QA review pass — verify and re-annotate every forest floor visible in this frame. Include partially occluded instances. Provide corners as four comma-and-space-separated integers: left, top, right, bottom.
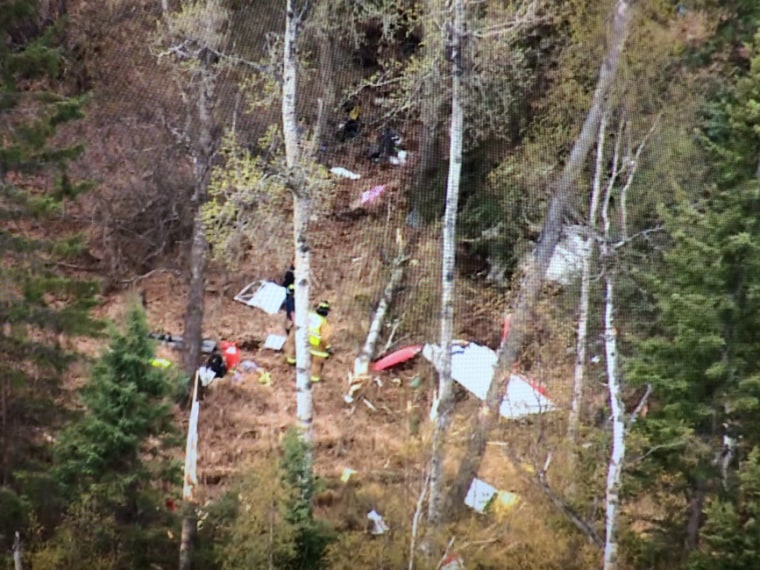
89, 134, 577, 539
63, 0, 585, 549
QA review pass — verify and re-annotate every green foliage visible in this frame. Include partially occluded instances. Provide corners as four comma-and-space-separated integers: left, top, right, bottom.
54, 304, 175, 487
220, 431, 333, 570
0, 3, 102, 556
203, 129, 332, 269
688, 448, 760, 570
627, 31, 760, 567
280, 429, 334, 569
33, 304, 179, 568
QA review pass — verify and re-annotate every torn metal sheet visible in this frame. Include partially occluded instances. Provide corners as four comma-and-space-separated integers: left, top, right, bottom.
422, 341, 556, 419
263, 334, 287, 351
234, 280, 286, 315
464, 477, 498, 513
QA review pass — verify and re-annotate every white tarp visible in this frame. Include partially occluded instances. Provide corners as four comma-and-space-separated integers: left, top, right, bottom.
234, 281, 286, 315
422, 341, 556, 419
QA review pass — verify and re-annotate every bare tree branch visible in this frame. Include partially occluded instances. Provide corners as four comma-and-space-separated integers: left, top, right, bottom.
627, 383, 652, 428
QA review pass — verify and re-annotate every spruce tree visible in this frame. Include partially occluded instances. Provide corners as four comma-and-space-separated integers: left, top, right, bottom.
628, 30, 760, 566
43, 304, 178, 569
0, 0, 100, 549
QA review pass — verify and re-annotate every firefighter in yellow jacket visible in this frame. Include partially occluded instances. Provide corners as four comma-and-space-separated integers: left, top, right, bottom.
285, 301, 333, 382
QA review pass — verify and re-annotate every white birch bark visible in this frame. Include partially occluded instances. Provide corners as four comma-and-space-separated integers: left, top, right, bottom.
602, 147, 624, 570
180, 372, 201, 570
283, 0, 313, 440
568, 111, 608, 444
447, 0, 638, 512
427, 0, 465, 528
353, 239, 406, 379
13, 531, 22, 570
602, 261, 624, 570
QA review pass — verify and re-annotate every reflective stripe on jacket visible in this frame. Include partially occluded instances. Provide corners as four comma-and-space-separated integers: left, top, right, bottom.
308, 312, 325, 348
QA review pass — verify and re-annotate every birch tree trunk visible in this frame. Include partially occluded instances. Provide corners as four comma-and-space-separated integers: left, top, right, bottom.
283, 0, 313, 440
567, 111, 608, 444
353, 249, 405, 379
427, 0, 465, 529
13, 531, 22, 570
446, 0, 637, 515
601, 169, 624, 570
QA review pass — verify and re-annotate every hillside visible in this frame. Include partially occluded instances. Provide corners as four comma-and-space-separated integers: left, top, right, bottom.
5, 0, 760, 568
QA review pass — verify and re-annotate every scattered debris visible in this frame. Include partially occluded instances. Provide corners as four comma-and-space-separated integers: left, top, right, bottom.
150, 357, 173, 369
362, 398, 377, 412
388, 150, 408, 166
234, 281, 286, 315
257, 370, 271, 386
464, 477, 521, 517
367, 509, 389, 535
198, 367, 217, 387
360, 184, 387, 206
240, 360, 258, 372
421, 341, 557, 419
330, 166, 361, 180
440, 552, 465, 570
263, 333, 287, 351
372, 344, 423, 372
149, 332, 217, 354
492, 490, 520, 517
220, 341, 240, 370
340, 468, 356, 483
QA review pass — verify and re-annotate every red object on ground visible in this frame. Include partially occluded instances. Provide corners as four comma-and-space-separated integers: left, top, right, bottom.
220, 341, 241, 370
372, 345, 424, 371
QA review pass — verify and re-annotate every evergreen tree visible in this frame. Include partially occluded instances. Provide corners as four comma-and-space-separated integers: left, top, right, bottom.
0, 0, 100, 549
628, 30, 760, 567
37, 304, 178, 569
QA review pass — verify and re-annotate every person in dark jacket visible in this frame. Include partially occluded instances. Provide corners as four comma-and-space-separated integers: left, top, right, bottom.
196, 347, 227, 401
281, 264, 295, 334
